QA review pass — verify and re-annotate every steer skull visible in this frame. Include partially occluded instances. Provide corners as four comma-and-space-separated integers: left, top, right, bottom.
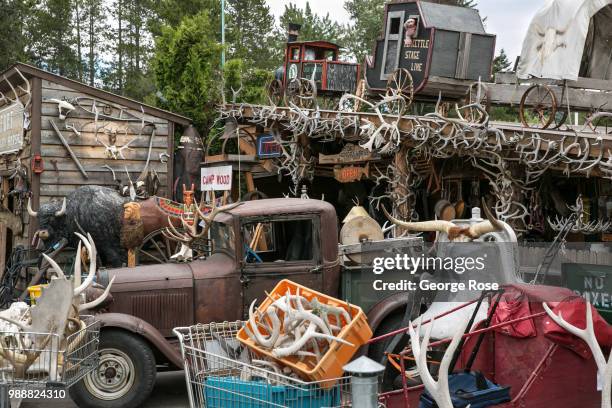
383, 199, 504, 242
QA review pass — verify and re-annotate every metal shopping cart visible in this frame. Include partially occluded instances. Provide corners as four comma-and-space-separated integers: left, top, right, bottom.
0, 317, 100, 406
174, 321, 353, 408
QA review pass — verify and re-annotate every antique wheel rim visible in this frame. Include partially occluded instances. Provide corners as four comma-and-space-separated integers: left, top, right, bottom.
284, 78, 301, 106
385, 68, 413, 114
456, 82, 489, 123
136, 229, 178, 264
519, 84, 557, 129
267, 79, 283, 106
298, 78, 317, 109
84, 348, 135, 401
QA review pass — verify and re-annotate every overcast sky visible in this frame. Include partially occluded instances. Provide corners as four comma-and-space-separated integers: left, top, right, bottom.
265, 0, 547, 62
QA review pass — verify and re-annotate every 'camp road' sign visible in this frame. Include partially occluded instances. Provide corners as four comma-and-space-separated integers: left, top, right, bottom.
201, 165, 232, 191
0, 103, 24, 155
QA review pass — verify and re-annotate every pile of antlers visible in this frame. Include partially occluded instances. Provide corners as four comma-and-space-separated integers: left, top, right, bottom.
162, 193, 241, 260
548, 195, 611, 235
0, 233, 114, 380
543, 301, 612, 408
244, 288, 354, 367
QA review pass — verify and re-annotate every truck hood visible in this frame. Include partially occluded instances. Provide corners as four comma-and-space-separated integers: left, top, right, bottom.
102, 251, 237, 293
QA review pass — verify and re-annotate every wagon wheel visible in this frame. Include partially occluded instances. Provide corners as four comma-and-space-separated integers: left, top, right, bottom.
267, 79, 284, 106
456, 82, 490, 124
284, 78, 301, 106
298, 78, 318, 109
338, 79, 366, 112
519, 84, 558, 129
384, 68, 414, 115
135, 229, 203, 265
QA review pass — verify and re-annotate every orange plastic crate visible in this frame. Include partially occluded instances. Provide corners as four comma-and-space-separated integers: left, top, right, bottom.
236, 279, 372, 385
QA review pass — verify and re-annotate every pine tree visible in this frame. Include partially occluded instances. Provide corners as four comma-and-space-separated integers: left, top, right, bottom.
277, 2, 345, 44
493, 49, 512, 74
83, 0, 107, 86
151, 10, 224, 135
0, 0, 33, 70
226, 0, 276, 70
30, 0, 80, 77
343, 0, 385, 63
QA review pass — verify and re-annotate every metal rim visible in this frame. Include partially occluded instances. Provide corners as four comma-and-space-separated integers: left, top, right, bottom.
83, 347, 135, 401
456, 82, 489, 124
385, 68, 414, 114
267, 79, 283, 106
519, 84, 557, 129
135, 229, 177, 264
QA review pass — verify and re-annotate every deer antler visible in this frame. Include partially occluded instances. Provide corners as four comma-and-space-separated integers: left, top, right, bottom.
408, 315, 470, 408
543, 301, 612, 408
163, 193, 242, 244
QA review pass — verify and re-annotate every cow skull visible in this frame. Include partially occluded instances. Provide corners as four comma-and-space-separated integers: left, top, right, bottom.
383, 199, 503, 241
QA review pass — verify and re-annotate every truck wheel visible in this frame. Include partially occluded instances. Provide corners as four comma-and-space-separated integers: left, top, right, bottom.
69, 330, 156, 408
368, 311, 413, 391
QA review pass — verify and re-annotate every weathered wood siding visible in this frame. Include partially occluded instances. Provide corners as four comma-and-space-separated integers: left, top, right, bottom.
39, 79, 171, 203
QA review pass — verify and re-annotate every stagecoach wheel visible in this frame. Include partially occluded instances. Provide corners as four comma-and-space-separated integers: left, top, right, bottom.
338, 79, 367, 112
456, 82, 490, 124
284, 78, 301, 106
134, 229, 178, 264
385, 68, 414, 115
298, 78, 318, 109
519, 84, 558, 129
267, 79, 284, 106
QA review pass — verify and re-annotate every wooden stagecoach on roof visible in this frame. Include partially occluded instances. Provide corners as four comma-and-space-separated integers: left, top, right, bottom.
364, 0, 496, 105
268, 1, 497, 112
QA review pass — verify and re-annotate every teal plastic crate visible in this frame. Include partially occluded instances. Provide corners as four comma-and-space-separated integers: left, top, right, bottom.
204, 376, 340, 408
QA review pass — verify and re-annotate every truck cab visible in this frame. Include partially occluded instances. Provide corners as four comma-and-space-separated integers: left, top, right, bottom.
70, 199, 360, 408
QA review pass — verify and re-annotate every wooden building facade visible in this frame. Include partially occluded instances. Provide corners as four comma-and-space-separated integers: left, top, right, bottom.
0, 63, 191, 271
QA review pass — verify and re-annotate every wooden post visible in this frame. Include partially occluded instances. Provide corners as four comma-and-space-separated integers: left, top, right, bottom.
167, 122, 175, 199
28, 77, 42, 240
245, 172, 255, 193
393, 144, 411, 235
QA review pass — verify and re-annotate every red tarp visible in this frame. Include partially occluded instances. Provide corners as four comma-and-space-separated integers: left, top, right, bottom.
491, 284, 612, 359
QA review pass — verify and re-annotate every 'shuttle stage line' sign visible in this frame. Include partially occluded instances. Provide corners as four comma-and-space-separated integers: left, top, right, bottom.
201, 165, 233, 191
0, 103, 24, 155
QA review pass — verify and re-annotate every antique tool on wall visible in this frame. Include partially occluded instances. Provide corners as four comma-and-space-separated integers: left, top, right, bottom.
49, 119, 88, 179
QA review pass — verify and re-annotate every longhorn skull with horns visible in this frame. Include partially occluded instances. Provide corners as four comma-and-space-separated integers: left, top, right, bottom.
383, 199, 504, 241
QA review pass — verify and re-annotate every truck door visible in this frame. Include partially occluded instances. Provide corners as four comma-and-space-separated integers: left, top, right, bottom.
239, 214, 322, 317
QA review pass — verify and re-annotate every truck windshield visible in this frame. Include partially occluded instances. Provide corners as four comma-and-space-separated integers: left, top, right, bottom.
210, 221, 235, 254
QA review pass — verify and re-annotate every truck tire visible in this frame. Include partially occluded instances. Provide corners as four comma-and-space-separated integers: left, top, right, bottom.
69, 330, 156, 408
368, 311, 414, 391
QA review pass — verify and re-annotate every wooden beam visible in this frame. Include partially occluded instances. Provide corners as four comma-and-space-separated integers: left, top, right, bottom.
28, 77, 42, 240
167, 121, 175, 199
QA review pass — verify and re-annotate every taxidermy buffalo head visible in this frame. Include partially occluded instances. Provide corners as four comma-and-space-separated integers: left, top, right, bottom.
28, 197, 67, 248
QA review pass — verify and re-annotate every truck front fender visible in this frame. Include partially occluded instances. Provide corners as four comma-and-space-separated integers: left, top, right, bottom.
96, 313, 183, 368
363, 292, 412, 355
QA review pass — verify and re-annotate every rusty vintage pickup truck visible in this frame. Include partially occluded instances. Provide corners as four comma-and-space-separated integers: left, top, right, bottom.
70, 198, 418, 408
